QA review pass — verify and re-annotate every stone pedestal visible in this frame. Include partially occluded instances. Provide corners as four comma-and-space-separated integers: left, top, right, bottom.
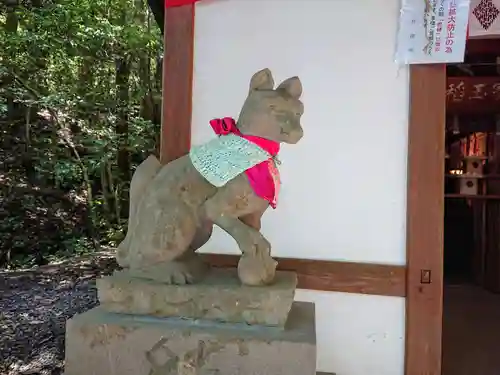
65, 302, 316, 375
97, 268, 297, 327
65, 268, 319, 375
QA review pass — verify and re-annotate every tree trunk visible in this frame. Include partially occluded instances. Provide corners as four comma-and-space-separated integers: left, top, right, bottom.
136, 0, 155, 123
5, 0, 19, 120
115, 56, 131, 220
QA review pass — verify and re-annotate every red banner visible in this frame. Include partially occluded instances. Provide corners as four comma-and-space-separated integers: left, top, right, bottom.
165, 0, 200, 7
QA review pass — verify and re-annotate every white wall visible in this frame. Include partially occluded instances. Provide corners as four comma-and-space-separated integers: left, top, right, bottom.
192, 0, 408, 374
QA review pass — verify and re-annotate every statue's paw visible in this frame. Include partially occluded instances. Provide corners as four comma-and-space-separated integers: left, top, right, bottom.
164, 257, 210, 285
163, 263, 196, 285
130, 254, 209, 285
242, 233, 271, 257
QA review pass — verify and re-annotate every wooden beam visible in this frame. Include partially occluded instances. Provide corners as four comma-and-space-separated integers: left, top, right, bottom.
202, 254, 406, 297
447, 76, 500, 114
160, 4, 195, 164
466, 38, 500, 55
405, 64, 446, 375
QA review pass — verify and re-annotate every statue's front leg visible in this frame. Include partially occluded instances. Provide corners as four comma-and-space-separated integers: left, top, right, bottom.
203, 175, 277, 286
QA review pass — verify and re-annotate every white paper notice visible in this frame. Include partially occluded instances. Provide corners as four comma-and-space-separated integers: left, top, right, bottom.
395, 0, 471, 64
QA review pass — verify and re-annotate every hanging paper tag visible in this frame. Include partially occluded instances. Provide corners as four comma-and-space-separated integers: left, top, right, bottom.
395, 0, 471, 64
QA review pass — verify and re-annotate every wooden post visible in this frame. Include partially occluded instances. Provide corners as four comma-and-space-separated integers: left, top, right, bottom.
483, 116, 500, 292
405, 64, 446, 375
160, 4, 195, 164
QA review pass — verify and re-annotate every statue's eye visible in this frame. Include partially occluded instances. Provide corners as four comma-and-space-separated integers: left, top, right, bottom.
269, 104, 276, 110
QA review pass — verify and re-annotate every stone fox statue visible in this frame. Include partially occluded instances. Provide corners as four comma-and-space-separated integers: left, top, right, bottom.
116, 68, 304, 286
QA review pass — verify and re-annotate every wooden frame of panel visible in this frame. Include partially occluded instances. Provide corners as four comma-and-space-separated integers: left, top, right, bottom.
160, 4, 445, 375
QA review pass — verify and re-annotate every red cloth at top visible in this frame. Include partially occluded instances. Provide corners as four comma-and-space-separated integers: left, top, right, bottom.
209, 117, 281, 209
165, 0, 200, 7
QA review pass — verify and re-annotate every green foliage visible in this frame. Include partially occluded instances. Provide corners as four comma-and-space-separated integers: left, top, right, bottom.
0, 0, 163, 268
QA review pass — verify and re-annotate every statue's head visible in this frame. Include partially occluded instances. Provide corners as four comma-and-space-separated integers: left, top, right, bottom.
237, 68, 304, 144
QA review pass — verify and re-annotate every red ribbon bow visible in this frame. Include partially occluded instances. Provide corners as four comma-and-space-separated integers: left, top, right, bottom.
209, 117, 280, 156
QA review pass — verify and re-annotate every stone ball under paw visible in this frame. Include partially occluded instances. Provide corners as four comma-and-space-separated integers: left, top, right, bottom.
237, 253, 278, 286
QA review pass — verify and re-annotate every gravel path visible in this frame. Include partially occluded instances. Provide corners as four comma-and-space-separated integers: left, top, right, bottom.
0, 253, 118, 375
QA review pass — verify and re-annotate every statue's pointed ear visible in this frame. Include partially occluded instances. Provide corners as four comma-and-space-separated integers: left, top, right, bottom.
249, 68, 274, 93
277, 76, 302, 99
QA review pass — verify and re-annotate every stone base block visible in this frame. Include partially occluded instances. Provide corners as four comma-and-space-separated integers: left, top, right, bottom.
97, 268, 297, 327
65, 301, 316, 375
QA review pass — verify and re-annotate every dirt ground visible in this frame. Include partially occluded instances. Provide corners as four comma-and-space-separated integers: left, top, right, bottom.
0, 251, 119, 375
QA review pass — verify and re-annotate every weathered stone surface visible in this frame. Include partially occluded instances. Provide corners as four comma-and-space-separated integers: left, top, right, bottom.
65, 301, 316, 375
97, 268, 297, 327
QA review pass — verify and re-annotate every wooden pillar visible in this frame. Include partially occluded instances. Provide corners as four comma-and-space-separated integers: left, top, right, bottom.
483, 116, 500, 292
160, 4, 195, 164
405, 64, 446, 375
